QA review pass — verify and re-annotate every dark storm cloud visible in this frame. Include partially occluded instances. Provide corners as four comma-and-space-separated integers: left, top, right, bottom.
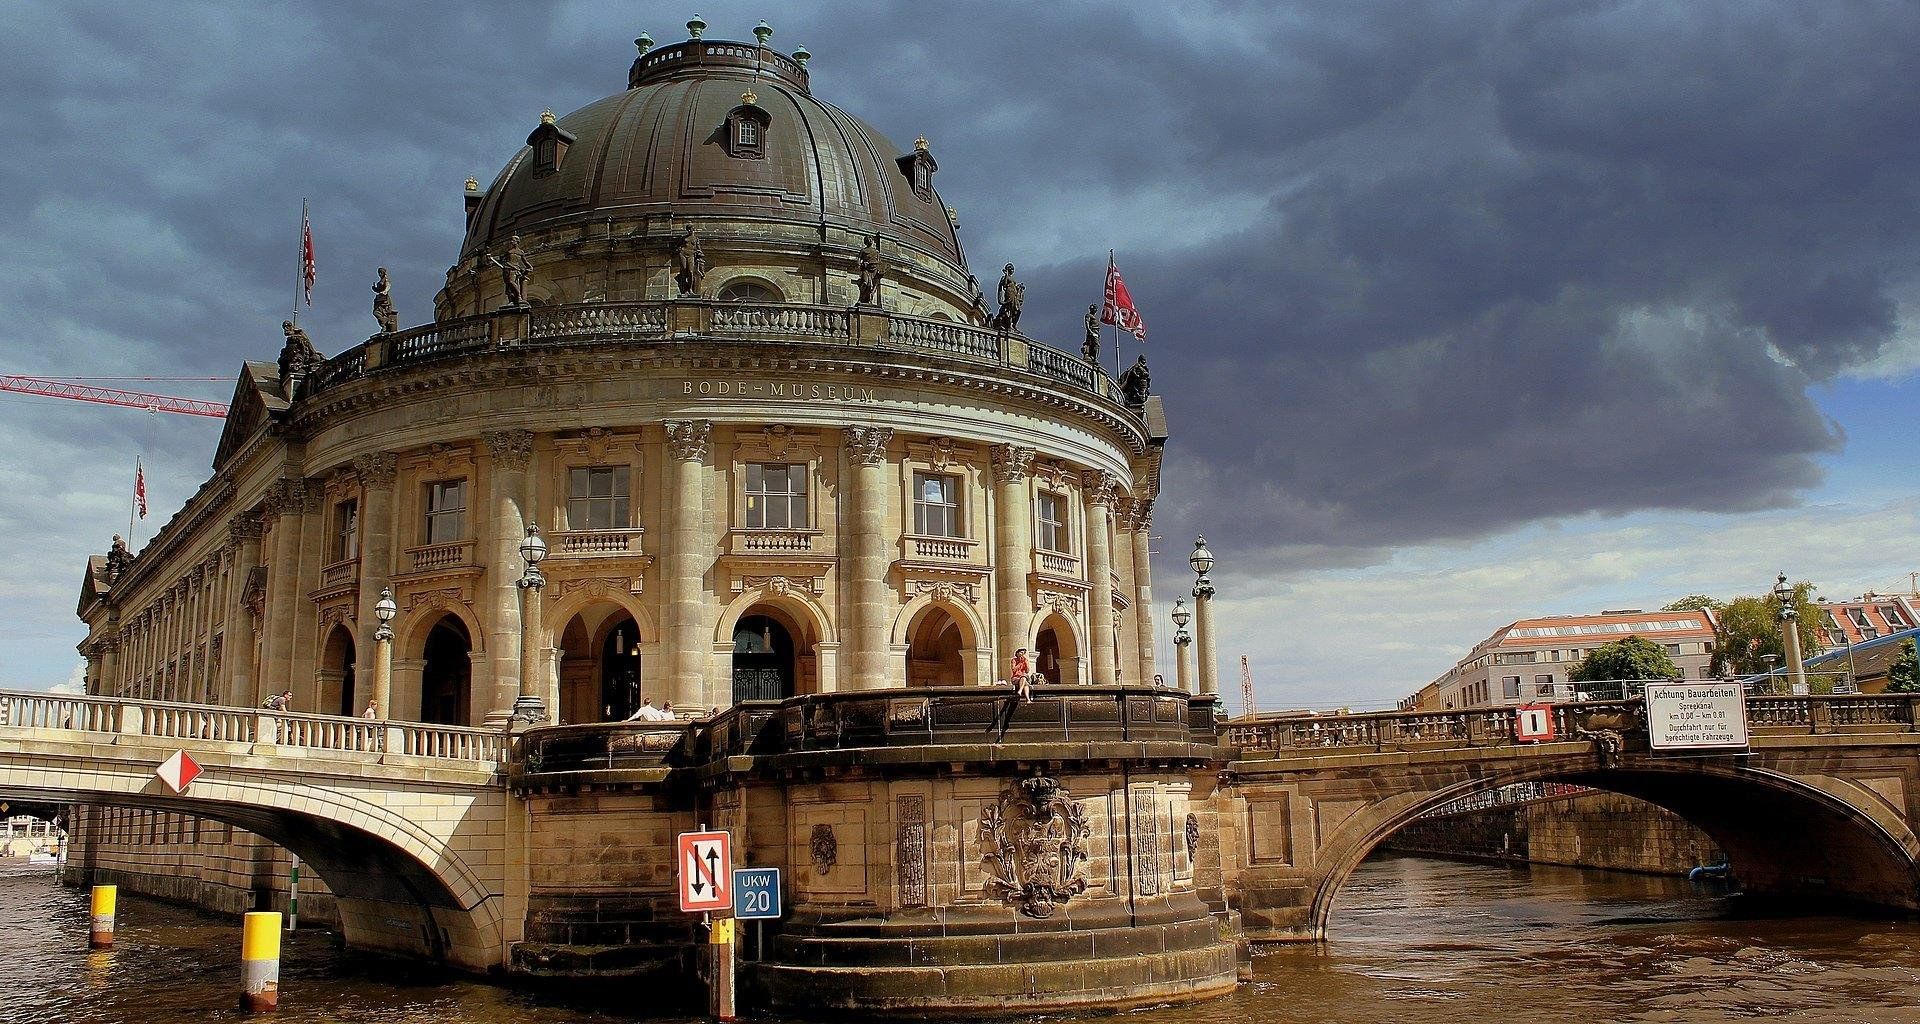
1, 1, 1916, 679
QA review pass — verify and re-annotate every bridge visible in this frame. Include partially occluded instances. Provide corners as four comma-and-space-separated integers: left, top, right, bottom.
1219, 694, 1920, 942
0, 690, 511, 970
8, 686, 1920, 996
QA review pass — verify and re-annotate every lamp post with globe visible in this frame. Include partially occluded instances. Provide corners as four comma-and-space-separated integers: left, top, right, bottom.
371, 588, 397, 719
1190, 536, 1217, 696
1774, 572, 1808, 694
1171, 598, 1194, 693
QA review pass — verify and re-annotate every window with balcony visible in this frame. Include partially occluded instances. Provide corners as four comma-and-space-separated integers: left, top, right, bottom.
913, 472, 961, 538
567, 466, 631, 531
332, 499, 359, 561
423, 479, 467, 544
1036, 491, 1069, 553
1534, 674, 1554, 696
745, 463, 807, 530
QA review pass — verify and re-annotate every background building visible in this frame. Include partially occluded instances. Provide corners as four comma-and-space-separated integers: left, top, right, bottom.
1411, 609, 1717, 710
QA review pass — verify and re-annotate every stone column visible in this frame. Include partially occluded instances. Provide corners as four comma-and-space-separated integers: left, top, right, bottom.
290, 482, 326, 706
481, 430, 535, 727
1131, 498, 1156, 687
990, 445, 1035, 678
1194, 574, 1218, 697
350, 452, 399, 712
223, 518, 264, 703
1082, 471, 1119, 685
96, 634, 119, 696
663, 420, 712, 708
1111, 499, 1138, 685
844, 426, 895, 690
260, 480, 305, 702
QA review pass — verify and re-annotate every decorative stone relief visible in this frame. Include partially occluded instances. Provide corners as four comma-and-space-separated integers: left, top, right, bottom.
555, 576, 640, 603
809, 823, 839, 875
1132, 497, 1154, 532
482, 429, 535, 469
926, 436, 956, 470
1185, 812, 1201, 864
989, 443, 1034, 483
909, 579, 978, 605
664, 419, 712, 461
897, 796, 928, 908
980, 775, 1091, 918
762, 424, 794, 460
1034, 590, 1083, 616
1081, 470, 1119, 507
844, 425, 894, 465
1035, 460, 1069, 490
352, 451, 399, 489
1132, 795, 1161, 896
735, 573, 823, 597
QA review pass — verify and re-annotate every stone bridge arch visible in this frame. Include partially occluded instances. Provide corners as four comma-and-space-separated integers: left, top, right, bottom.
1231, 746, 1920, 943
0, 744, 507, 970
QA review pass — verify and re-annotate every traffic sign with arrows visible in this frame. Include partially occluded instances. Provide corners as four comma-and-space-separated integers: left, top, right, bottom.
678, 830, 732, 912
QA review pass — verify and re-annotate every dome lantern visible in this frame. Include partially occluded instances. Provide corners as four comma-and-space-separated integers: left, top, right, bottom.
753, 21, 773, 46
687, 15, 706, 39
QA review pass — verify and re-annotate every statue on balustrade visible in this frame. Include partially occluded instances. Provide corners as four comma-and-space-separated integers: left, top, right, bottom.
993, 262, 1024, 333
672, 226, 708, 296
1118, 354, 1150, 409
1083, 304, 1101, 363
277, 320, 322, 394
371, 267, 398, 334
856, 233, 884, 306
966, 274, 990, 326
489, 235, 533, 308
105, 534, 131, 584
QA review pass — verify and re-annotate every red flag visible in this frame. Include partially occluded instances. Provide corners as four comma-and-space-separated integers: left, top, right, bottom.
1101, 256, 1147, 341
134, 458, 148, 520
301, 209, 316, 307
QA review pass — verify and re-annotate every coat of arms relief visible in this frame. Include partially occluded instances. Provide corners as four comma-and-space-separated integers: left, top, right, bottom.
979, 775, 1091, 918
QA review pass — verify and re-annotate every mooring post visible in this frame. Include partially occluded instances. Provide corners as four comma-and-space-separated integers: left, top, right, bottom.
88, 884, 116, 949
710, 915, 737, 1022
240, 911, 281, 1012
287, 855, 300, 931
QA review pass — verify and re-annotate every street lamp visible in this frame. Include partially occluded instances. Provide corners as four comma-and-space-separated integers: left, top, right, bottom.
1773, 571, 1808, 694
1190, 536, 1218, 697
1171, 598, 1194, 693
510, 523, 550, 726
371, 587, 396, 719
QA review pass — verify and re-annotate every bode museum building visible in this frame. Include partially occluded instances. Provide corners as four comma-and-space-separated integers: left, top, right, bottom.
63, 25, 1238, 1013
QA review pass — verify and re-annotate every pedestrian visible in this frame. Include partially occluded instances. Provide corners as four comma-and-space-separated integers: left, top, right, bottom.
1153, 673, 1166, 688
262, 690, 293, 713
362, 699, 378, 720
987, 648, 1037, 740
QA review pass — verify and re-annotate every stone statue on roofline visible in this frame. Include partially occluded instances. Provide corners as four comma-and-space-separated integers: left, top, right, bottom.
966, 275, 990, 325
993, 262, 1024, 333
277, 319, 322, 395
856, 233, 884, 306
1118, 354, 1150, 409
106, 534, 131, 584
371, 267, 398, 334
672, 226, 707, 296
1083, 304, 1101, 363
488, 235, 533, 308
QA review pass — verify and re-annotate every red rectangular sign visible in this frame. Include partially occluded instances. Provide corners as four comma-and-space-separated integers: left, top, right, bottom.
677, 830, 732, 912
1514, 705, 1556, 743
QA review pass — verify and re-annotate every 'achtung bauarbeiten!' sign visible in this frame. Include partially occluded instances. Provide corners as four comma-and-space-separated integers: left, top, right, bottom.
1644, 681, 1750, 751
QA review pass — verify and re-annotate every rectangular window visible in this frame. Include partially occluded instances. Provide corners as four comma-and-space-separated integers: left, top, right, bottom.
567, 466, 631, 531
1880, 605, 1911, 629
333, 499, 358, 561
1036, 491, 1069, 553
912, 472, 961, 537
737, 120, 758, 147
1501, 676, 1521, 699
423, 479, 467, 544
745, 463, 807, 530
1534, 674, 1554, 696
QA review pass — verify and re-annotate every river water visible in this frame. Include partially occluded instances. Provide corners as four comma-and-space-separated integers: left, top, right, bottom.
5, 855, 1919, 1024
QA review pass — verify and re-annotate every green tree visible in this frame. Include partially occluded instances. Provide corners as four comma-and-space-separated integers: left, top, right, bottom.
1663, 594, 1725, 613
1707, 580, 1825, 677
1569, 636, 1680, 683
1888, 639, 1920, 694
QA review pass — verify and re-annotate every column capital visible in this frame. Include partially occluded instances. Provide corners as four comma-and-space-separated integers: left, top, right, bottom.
1081, 470, 1121, 507
990, 444, 1036, 483
228, 515, 264, 544
300, 477, 326, 514
664, 419, 712, 461
482, 429, 536, 469
844, 425, 894, 465
352, 450, 400, 488
1131, 497, 1154, 531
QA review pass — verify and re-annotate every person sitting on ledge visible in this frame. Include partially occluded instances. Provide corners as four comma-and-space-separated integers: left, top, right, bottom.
624, 697, 670, 722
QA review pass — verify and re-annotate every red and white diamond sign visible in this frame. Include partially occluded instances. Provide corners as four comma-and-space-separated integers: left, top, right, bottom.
156, 750, 202, 794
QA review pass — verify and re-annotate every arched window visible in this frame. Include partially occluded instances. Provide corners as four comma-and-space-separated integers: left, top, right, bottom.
717, 279, 782, 303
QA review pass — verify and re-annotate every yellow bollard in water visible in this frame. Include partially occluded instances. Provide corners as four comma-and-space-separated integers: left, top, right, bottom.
239, 911, 282, 1012
88, 885, 116, 949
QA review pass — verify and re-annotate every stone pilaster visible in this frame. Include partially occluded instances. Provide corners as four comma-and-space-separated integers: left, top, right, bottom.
482, 429, 535, 725
1131, 498, 1156, 687
1082, 471, 1119, 685
350, 451, 398, 713
663, 420, 711, 708
1112, 498, 1138, 685
290, 481, 326, 708
223, 514, 263, 707
990, 444, 1035, 677
844, 425, 895, 690
259, 479, 305, 701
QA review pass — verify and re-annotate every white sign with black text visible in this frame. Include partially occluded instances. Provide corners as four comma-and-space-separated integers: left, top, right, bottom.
1644, 681, 1749, 751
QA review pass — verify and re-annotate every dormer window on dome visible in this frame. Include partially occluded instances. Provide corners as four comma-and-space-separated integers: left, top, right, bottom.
897, 136, 937, 203
724, 91, 771, 159
526, 110, 577, 177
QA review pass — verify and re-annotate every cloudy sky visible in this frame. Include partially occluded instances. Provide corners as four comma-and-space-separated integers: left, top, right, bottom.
1, 2, 1916, 708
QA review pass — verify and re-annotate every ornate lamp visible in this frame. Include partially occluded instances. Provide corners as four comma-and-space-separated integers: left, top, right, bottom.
373, 587, 397, 643
518, 523, 548, 588
1171, 598, 1191, 637
754, 20, 773, 45
687, 15, 706, 39
1772, 572, 1796, 620
1189, 536, 1214, 577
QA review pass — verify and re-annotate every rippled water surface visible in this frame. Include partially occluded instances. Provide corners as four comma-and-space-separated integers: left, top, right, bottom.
6, 855, 1920, 1023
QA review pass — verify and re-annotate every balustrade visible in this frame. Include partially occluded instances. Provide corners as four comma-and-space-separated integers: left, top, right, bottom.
1037, 551, 1080, 577
529, 301, 670, 342
552, 528, 645, 556
910, 536, 973, 561
406, 540, 475, 572
885, 315, 1001, 359
319, 558, 358, 589
737, 530, 816, 553
710, 303, 849, 339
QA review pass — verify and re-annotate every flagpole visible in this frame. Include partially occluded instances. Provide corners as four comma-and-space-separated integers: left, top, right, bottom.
1109, 250, 1121, 384
128, 457, 139, 546
294, 198, 307, 326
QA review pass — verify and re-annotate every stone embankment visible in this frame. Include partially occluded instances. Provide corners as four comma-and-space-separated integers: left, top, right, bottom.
1385, 791, 1724, 875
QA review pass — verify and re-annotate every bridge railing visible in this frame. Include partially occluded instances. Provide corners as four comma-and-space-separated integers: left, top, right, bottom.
1229, 694, 1920, 756
0, 689, 505, 765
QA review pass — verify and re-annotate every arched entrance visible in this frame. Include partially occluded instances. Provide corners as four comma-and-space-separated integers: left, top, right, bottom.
733, 613, 795, 703
600, 616, 643, 720
1034, 613, 1080, 684
556, 606, 645, 723
905, 606, 965, 687
320, 624, 357, 717
419, 616, 472, 726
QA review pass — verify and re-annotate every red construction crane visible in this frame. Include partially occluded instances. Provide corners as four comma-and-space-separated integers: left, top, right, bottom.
0, 376, 228, 419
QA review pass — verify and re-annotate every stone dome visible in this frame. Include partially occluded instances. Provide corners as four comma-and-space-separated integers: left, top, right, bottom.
460, 38, 967, 282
